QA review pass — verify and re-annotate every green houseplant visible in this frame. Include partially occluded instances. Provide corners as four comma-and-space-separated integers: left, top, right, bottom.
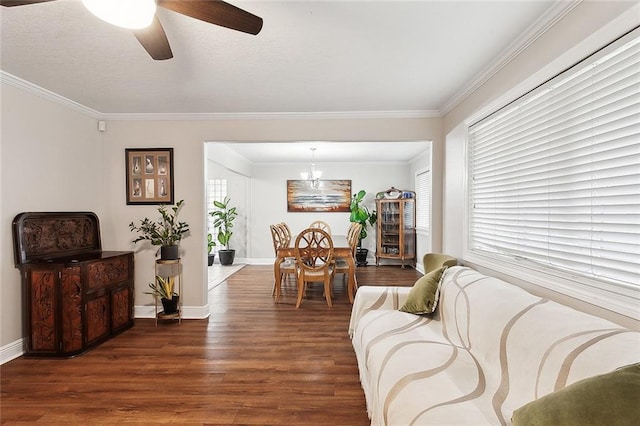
349, 190, 377, 266
207, 232, 216, 266
144, 275, 179, 314
129, 199, 190, 260
210, 196, 238, 265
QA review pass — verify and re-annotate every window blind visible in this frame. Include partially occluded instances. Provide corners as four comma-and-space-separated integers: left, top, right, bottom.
468, 29, 640, 289
416, 170, 431, 235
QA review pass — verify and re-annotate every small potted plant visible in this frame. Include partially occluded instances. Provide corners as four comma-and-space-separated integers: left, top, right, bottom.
145, 275, 179, 314
207, 232, 216, 266
210, 196, 238, 265
349, 190, 377, 266
129, 199, 190, 260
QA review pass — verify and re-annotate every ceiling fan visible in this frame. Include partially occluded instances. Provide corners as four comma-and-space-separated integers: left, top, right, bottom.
0, 0, 263, 60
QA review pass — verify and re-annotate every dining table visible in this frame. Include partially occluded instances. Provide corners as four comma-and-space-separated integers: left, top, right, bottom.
273, 234, 357, 304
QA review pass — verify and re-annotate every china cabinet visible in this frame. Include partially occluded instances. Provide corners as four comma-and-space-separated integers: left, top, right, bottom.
375, 198, 416, 268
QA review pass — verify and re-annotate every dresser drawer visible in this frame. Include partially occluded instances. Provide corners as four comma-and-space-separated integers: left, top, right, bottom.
87, 255, 131, 289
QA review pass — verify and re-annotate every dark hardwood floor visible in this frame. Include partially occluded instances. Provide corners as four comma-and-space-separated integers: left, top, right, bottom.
1, 265, 420, 425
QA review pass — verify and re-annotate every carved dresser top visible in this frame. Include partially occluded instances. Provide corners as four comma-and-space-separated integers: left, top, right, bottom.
13, 212, 102, 266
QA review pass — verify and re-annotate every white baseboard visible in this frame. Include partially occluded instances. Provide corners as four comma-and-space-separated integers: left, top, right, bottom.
1, 338, 24, 365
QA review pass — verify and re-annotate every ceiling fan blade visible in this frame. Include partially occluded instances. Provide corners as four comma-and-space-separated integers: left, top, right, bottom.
158, 0, 263, 35
0, 0, 56, 6
133, 14, 173, 60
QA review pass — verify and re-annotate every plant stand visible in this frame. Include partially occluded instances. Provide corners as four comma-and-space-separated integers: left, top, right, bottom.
154, 259, 182, 326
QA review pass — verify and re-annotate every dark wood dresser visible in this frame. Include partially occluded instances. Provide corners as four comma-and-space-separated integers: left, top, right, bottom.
12, 212, 134, 357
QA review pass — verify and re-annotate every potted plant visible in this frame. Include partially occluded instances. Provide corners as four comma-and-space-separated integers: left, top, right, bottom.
207, 232, 216, 266
349, 190, 377, 266
145, 275, 179, 314
129, 199, 190, 260
210, 196, 238, 265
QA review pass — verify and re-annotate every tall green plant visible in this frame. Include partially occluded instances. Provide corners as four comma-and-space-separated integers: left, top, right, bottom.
349, 190, 377, 247
210, 196, 238, 249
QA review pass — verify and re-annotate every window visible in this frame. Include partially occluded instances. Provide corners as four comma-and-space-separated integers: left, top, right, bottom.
415, 170, 431, 236
207, 178, 227, 251
467, 28, 639, 315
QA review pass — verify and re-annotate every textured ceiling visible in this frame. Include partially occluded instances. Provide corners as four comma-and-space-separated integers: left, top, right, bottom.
0, 0, 560, 115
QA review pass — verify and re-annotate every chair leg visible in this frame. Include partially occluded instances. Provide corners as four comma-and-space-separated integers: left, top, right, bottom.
295, 275, 305, 308
274, 273, 284, 303
324, 277, 332, 307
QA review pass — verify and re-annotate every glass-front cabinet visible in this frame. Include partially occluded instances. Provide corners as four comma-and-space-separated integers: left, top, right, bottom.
375, 198, 416, 268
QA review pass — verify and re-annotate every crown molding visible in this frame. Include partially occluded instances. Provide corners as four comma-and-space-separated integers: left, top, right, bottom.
100, 110, 441, 121
0, 71, 103, 119
1, 71, 438, 121
440, 0, 581, 115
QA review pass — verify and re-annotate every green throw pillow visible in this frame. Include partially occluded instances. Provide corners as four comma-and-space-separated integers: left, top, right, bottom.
512, 363, 640, 426
399, 266, 446, 315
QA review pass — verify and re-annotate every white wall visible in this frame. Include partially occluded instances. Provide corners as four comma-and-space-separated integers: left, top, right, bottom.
1, 82, 106, 360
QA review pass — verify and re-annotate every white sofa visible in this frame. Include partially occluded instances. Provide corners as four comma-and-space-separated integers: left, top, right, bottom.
349, 266, 640, 425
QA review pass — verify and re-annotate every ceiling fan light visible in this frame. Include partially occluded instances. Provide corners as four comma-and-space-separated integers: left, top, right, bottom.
82, 0, 157, 30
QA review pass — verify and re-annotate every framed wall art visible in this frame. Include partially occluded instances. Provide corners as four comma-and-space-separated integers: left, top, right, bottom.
125, 148, 174, 205
287, 179, 351, 212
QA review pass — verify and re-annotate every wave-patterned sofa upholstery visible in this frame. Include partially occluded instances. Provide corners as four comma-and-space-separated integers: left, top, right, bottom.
349, 266, 640, 425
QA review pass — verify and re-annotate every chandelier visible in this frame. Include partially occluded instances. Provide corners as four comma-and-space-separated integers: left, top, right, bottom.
300, 147, 322, 189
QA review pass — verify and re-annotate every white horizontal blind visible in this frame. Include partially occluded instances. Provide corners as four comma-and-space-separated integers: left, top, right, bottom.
416, 170, 431, 235
468, 30, 640, 289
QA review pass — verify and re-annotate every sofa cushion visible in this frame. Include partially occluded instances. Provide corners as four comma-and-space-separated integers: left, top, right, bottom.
512, 362, 640, 426
399, 266, 446, 314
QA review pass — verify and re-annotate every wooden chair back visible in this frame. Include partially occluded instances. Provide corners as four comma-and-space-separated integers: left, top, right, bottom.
271, 224, 296, 303
279, 222, 292, 246
346, 222, 362, 255
309, 220, 331, 235
270, 224, 286, 255
294, 227, 334, 308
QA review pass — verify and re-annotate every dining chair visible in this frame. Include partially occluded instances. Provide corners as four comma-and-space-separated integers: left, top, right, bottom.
347, 221, 363, 245
294, 227, 334, 308
270, 224, 296, 300
309, 220, 331, 235
279, 222, 293, 247
333, 222, 361, 284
